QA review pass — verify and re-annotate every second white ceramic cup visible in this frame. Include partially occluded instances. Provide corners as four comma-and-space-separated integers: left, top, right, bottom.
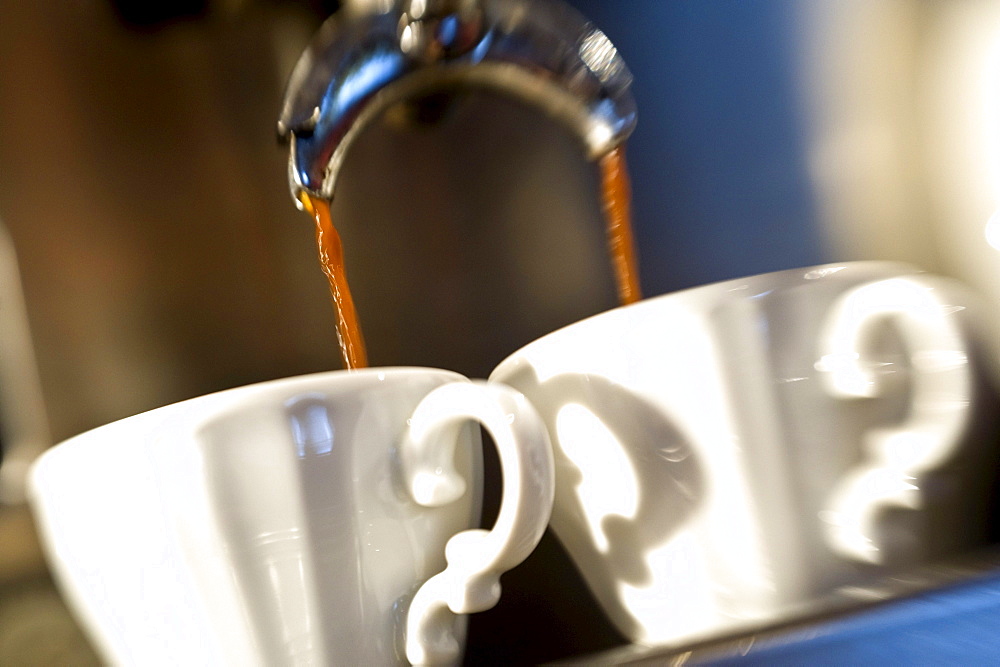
30, 368, 554, 666
491, 261, 1000, 648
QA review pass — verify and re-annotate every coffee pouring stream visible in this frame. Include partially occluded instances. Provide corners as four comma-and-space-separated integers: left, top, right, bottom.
278, 0, 643, 371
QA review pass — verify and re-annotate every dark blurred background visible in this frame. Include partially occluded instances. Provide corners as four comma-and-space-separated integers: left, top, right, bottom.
2, 0, 1000, 663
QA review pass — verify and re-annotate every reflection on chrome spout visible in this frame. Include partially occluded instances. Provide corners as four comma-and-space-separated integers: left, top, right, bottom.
278, 0, 637, 203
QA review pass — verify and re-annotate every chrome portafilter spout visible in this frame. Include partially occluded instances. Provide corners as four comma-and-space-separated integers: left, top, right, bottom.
277, 0, 637, 204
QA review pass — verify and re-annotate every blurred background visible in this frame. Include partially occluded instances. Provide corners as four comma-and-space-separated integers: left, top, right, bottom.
2, 0, 1000, 663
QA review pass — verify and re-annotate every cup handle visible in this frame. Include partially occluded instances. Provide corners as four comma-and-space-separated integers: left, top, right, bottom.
400, 380, 554, 666
816, 275, 973, 563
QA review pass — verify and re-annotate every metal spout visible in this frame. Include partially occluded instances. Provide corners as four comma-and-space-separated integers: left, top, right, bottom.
278, 0, 636, 204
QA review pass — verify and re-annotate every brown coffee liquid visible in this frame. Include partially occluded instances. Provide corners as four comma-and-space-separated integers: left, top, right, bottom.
301, 146, 639, 369
299, 192, 369, 369
599, 145, 642, 305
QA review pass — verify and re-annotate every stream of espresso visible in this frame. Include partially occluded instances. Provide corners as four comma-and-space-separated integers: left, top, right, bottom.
301, 145, 641, 370
599, 145, 642, 305
300, 192, 369, 369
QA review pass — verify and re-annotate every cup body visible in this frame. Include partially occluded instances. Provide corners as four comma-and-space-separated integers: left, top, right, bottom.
491, 261, 1000, 647
30, 368, 483, 665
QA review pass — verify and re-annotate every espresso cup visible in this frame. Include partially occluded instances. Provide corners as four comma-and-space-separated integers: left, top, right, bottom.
490, 261, 1000, 649
29, 368, 554, 666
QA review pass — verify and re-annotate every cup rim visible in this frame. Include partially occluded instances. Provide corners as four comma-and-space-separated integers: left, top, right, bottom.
30, 366, 469, 469
491, 260, 922, 378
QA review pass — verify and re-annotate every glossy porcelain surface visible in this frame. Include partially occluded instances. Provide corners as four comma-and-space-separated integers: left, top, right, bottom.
29, 368, 553, 666
491, 261, 1000, 648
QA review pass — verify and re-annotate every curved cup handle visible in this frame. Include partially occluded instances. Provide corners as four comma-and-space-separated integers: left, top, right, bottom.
816, 275, 973, 563
401, 380, 554, 666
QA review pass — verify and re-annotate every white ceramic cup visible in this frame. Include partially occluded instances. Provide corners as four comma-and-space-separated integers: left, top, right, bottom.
29, 368, 554, 666
490, 261, 1000, 649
